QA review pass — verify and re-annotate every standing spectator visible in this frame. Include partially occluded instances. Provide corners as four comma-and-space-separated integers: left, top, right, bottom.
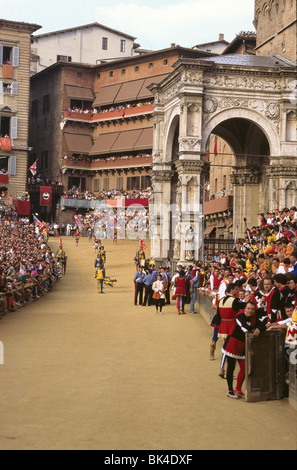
222, 301, 266, 399
252, 277, 281, 324
134, 266, 145, 306
175, 270, 187, 315
152, 274, 167, 314
214, 283, 242, 378
142, 269, 154, 307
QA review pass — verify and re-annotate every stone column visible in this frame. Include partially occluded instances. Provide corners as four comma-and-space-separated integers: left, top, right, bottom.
265, 163, 297, 210
150, 170, 174, 262
174, 160, 206, 263
230, 166, 262, 238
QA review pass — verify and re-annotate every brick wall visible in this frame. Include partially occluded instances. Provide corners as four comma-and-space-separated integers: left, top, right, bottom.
254, 0, 297, 63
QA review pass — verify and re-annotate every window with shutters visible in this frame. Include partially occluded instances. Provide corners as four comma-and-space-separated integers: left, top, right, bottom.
31, 99, 38, 118
0, 156, 8, 174
0, 82, 18, 95
103, 178, 109, 190
116, 177, 123, 189
120, 40, 126, 53
57, 55, 72, 62
43, 94, 50, 114
8, 155, 16, 175
141, 175, 150, 189
102, 38, 108, 50
127, 176, 140, 191
0, 46, 19, 66
0, 116, 10, 137
94, 179, 100, 192
10, 116, 18, 139
0, 116, 18, 139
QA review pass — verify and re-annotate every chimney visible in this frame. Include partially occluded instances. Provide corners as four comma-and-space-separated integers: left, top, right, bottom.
219, 34, 224, 41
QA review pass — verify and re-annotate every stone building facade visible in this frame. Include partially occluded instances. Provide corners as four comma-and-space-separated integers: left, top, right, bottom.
0, 19, 41, 199
254, 0, 297, 62
29, 47, 214, 221
149, 55, 296, 263
149, 0, 297, 263
31, 23, 138, 75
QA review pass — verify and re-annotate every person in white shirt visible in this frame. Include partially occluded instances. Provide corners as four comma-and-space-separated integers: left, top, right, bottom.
218, 269, 234, 300
152, 274, 167, 314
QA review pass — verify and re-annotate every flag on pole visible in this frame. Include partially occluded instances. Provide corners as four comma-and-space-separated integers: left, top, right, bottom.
214, 137, 218, 156
29, 161, 37, 176
33, 215, 45, 231
74, 215, 82, 229
140, 239, 147, 250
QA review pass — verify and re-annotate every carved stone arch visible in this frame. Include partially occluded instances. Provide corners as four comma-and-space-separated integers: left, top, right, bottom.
164, 107, 180, 163
202, 107, 280, 158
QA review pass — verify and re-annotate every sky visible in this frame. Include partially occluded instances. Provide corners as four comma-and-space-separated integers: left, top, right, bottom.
2, 0, 255, 50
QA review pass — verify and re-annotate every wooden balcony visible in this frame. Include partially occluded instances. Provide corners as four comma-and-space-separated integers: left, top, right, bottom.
61, 155, 152, 173
63, 103, 154, 124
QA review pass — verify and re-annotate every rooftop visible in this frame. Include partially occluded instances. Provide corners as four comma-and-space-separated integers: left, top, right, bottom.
33, 22, 136, 41
203, 53, 296, 68
0, 18, 41, 33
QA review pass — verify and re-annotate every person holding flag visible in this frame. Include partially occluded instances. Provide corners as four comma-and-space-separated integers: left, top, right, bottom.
33, 214, 45, 234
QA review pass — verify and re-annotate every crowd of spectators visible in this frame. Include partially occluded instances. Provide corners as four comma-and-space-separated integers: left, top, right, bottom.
59, 206, 150, 240
197, 206, 297, 296
64, 100, 153, 118
27, 175, 63, 187
0, 205, 62, 315
62, 152, 152, 165
62, 186, 152, 202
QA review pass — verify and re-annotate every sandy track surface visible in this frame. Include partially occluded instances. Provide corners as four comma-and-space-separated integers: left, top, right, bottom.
0, 237, 296, 450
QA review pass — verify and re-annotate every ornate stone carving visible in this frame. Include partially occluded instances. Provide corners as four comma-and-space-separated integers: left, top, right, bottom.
203, 97, 218, 114
151, 170, 175, 183
204, 74, 282, 91
265, 101, 280, 120
181, 71, 203, 85
230, 166, 262, 185
266, 166, 297, 178
175, 160, 206, 175
179, 137, 201, 151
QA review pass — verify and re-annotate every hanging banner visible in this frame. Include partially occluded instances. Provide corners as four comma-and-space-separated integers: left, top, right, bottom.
0, 138, 12, 151
40, 186, 52, 206
16, 200, 30, 216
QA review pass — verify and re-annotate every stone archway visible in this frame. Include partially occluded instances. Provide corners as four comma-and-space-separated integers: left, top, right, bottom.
149, 56, 297, 262
203, 111, 275, 235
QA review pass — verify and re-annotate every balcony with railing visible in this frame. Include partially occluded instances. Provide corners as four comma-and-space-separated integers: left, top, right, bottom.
63, 103, 154, 124
61, 154, 152, 173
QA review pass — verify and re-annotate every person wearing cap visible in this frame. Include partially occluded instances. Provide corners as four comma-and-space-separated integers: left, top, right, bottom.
134, 266, 145, 306
142, 269, 154, 306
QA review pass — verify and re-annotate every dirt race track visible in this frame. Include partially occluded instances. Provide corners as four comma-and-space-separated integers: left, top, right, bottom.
0, 237, 296, 451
